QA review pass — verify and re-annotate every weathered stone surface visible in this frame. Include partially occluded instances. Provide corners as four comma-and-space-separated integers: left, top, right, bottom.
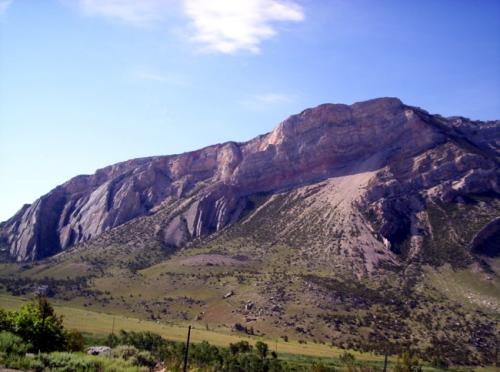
1, 97, 498, 262
86, 346, 111, 356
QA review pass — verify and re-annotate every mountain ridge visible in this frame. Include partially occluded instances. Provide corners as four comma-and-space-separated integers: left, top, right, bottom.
1, 97, 499, 267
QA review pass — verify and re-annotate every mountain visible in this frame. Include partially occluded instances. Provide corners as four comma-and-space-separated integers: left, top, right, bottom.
0, 98, 499, 365
1, 97, 498, 266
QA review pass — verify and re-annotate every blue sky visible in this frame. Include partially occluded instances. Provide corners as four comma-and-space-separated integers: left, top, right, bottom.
0, 0, 499, 221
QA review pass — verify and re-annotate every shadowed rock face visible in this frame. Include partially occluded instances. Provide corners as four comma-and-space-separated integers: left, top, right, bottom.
1, 97, 499, 262
470, 218, 500, 257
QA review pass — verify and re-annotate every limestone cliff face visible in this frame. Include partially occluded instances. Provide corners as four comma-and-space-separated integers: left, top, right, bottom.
1, 97, 499, 262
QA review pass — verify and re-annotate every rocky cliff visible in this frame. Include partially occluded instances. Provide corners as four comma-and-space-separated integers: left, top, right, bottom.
1, 97, 499, 264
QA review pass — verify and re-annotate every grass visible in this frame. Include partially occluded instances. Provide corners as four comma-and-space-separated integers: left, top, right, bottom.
424, 263, 500, 311
0, 293, 389, 363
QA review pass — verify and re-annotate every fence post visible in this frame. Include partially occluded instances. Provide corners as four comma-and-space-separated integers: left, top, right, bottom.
383, 349, 388, 372
183, 325, 192, 372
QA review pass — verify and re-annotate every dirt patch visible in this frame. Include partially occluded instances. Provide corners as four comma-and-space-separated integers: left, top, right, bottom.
178, 254, 249, 267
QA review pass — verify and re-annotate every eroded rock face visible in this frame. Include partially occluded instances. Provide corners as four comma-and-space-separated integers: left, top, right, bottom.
1, 97, 499, 262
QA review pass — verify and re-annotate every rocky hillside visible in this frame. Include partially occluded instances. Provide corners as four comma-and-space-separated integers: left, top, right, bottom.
1, 97, 499, 365
1, 97, 499, 269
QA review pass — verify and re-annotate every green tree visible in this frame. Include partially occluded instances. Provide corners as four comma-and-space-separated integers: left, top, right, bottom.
10, 297, 66, 352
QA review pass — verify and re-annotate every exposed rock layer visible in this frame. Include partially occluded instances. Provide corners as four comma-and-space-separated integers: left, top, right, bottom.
1, 97, 499, 263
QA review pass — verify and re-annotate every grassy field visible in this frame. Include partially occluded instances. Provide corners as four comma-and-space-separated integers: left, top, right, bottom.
0, 293, 389, 363
6, 294, 496, 372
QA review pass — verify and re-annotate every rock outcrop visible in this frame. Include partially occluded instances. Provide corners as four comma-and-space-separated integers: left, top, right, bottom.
1, 97, 499, 263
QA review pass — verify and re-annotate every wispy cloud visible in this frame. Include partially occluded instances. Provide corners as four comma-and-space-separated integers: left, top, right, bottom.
134, 70, 188, 85
241, 92, 295, 109
252, 92, 293, 104
74, 0, 304, 53
136, 71, 171, 82
183, 0, 304, 54
0, 0, 13, 15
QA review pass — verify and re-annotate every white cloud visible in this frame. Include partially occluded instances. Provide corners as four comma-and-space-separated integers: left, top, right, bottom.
74, 0, 304, 53
0, 0, 13, 15
183, 0, 304, 53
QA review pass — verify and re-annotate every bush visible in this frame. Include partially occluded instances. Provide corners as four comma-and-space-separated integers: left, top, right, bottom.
112, 344, 140, 360
65, 329, 85, 352
394, 351, 422, 372
310, 362, 336, 372
255, 341, 268, 359
132, 350, 156, 368
339, 351, 355, 365
0, 331, 30, 356
229, 340, 253, 355
106, 332, 120, 347
431, 356, 449, 369
190, 340, 222, 367
101, 329, 293, 371
0, 308, 12, 332
115, 330, 169, 359
111, 344, 156, 368
36, 351, 148, 372
2, 354, 44, 371
225, 352, 265, 371
37, 352, 102, 371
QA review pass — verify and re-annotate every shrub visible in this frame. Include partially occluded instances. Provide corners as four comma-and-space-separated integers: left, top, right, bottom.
229, 340, 252, 355
255, 341, 269, 359
35, 351, 148, 372
115, 330, 168, 359
394, 351, 422, 372
106, 332, 120, 347
310, 362, 336, 372
431, 356, 449, 369
2, 354, 44, 371
339, 351, 355, 365
0, 308, 12, 332
225, 352, 265, 371
110, 344, 156, 368
112, 344, 140, 360
65, 329, 85, 352
37, 352, 102, 371
0, 331, 30, 356
131, 350, 156, 368
190, 340, 222, 367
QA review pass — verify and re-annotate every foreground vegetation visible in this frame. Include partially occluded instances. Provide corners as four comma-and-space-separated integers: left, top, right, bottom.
1, 297, 483, 371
